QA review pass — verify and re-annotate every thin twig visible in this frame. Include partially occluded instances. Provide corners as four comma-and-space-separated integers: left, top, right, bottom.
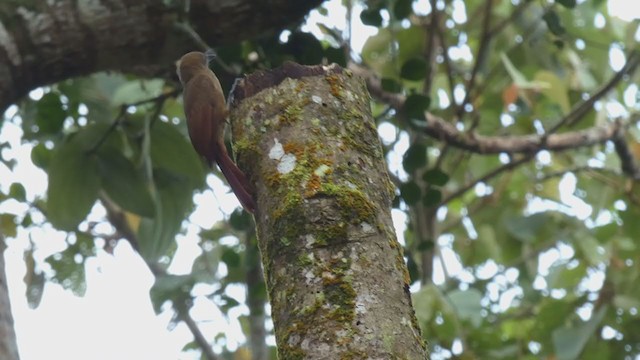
548, 50, 640, 133
178, 305, 220, 360
487, 0, 534, 38
440, 154, 535, 206
456, 0, 493, 121
422, 0, 440, 94
88, 89, 179, 154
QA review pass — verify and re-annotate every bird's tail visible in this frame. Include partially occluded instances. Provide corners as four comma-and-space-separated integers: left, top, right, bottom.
213, 143, 256, 213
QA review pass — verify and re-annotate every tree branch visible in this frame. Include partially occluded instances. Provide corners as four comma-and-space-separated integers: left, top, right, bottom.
456, 0, 493, 121
178, 307, 220, 360
613, 133, 640, 180
548, 50, 640, 133
419, 114, 624, 154
439, 154, 535, 206
350, 54, 639, 177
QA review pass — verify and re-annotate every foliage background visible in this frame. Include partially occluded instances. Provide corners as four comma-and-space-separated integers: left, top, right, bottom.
1, 0, 639, 359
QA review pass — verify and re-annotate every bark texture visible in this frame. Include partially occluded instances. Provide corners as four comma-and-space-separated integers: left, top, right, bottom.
0, 0, 322, 108
0, 238, 19, 360
229, 63, 428, 359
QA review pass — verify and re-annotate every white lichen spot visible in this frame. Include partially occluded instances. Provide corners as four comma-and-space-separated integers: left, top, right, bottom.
401, 317, 410, 326
288, 334, 300, 346
360, 222, 374, 233
304, 270, 316, 284
278, 154, 296, 174
357, 292, 379, 309
269, 138, 285, 160
314, 164, 331, 177
305, 234, 316, 248
311, 95, 323, 104
355, 302, 367, 315
344, 90, 355, 102
345, 181, 358, 190
300, 338, 311, 351
269, 138, 297, 174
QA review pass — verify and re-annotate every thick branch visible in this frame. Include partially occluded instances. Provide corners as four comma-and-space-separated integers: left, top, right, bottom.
0, 0, 322, 109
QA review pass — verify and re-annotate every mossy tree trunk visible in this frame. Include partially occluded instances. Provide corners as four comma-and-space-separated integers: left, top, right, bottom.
229, 63, 428, 359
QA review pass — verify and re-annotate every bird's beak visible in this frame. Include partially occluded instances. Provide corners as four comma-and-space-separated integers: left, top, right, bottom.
204, 49, 217, 65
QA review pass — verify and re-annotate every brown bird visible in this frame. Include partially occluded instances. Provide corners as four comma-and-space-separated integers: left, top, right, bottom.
176, 51, 255, 213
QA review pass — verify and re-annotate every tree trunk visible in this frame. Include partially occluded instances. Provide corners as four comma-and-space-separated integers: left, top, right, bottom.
229, 63, 428, 359
0, 237, 20, 360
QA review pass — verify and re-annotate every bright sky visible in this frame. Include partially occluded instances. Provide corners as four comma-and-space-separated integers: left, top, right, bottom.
1, 1, 639, 359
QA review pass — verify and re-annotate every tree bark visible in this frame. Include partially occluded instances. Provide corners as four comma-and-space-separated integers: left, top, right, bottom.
0, 0, 322, 108
0, 237, 20, 360
229, 63, 428, 359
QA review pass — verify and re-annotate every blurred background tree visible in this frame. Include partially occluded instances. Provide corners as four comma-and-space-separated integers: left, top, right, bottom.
0, 0, 639, 359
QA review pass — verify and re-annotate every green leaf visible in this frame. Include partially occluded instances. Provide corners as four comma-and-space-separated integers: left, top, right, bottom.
149, 274, 194, 313
24, 249, 45, 309
9, 183, 26, 201
620, 208, 640, 238
191, 247, 221, 284
406, 252, 420, 282
137, 170, 194, 262
286, 32, 324, 65
552, 306, 607, 360
324, 46, 347, 67
381, 78, 402, 93
448, 288, 483, 327
613, 295, 640, 311
575, 234, 607, 265
97, 149, 155, 217
423, 168, 449, 186
534, 70, 571, 114
150, 121, 205, 187
422, 188, 441, 207
547, 262, 587, 289
556, 0, 576, 8
47, 134, 101, 231
31, 143, 53, 169
221, 247, 241, 268
503, 213, 548, 243
45, 234, 94, 297
501, 53, 550, 89
112, 79, 164, 106
36, 92, 66, 134
360, 8, 383, 26
412, 283, 441, 325
476, 225, 502, 264
394, 0, 413, 19
404, 93, 430, 121
400, 58, 427, 81
400, 181, 421, 206
229, 209, 252, 231
0, 214, 17, 237
403, 143, 428, 173
543, 10, 566, 36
